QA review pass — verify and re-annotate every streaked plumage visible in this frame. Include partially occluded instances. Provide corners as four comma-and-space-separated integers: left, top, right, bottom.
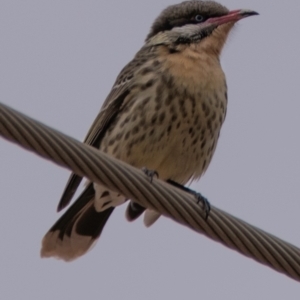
41, 0, 258, 261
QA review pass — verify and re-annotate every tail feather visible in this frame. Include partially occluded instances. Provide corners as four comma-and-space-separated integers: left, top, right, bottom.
125, 201, 145, 221
143, 210, 161, 227
126, 201, 161, 227
41, 183, 114, 261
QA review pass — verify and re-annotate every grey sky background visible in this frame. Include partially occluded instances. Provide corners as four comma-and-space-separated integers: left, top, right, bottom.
1, 0, 300, 299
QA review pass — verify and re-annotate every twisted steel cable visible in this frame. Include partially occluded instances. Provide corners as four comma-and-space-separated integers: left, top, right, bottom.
1, 102, 300, 281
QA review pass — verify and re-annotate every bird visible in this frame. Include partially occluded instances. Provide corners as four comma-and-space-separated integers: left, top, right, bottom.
41, 0, 258, 261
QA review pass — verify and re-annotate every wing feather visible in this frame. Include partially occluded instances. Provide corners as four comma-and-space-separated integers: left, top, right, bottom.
57, 45, 157, 211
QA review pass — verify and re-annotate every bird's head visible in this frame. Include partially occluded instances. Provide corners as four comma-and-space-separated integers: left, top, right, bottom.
146, 0, 258, 56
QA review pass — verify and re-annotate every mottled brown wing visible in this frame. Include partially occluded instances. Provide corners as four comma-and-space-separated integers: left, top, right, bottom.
56, 68, 135, 212
56, 44, 157, 212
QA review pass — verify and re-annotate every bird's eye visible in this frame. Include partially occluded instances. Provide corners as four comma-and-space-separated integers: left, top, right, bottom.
194, 15, 204, 22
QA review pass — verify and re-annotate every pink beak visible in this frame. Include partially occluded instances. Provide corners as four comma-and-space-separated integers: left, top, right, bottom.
206, 9, 259, 26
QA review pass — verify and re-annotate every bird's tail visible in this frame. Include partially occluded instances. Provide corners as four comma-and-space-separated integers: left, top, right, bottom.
125, 201, 161, 227
41, 183, 114, 261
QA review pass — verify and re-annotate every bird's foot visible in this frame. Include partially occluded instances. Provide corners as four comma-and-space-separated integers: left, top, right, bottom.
142, 167, 159, 183
193, 192, 211, 220
167, 179, 211, 220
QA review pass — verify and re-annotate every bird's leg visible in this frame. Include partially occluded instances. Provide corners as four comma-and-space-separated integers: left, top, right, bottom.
142, 167, 159, 183
167, 179, 211, 220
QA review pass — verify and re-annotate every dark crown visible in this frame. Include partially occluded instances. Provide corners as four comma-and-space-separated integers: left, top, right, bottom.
146, 1, 229, 40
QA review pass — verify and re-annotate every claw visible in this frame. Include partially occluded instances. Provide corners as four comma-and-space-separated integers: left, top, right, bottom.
194, 193, 211, 220
166, 179, 211, 220
142, 167, 159, 183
